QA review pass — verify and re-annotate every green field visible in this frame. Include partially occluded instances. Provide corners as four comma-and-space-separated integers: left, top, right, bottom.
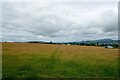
2, 42, 118, 78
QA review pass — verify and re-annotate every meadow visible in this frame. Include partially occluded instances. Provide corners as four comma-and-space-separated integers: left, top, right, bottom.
2, 42, 118, 78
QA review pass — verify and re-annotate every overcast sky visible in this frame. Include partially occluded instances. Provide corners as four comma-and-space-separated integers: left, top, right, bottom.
1, 1, 118, 42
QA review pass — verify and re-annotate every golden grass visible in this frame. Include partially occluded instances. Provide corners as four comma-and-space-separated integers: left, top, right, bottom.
2, 42, 119, 78
2, 42, 118, 63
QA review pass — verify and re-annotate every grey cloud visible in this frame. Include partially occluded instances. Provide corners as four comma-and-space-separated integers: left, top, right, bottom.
101, 10, 118, 33
2, 2, 118, 42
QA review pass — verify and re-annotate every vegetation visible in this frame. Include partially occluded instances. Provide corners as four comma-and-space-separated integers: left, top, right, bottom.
2, 42, 118, 78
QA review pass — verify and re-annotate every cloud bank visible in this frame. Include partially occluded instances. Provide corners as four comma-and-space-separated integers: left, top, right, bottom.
2, 2, 118, 42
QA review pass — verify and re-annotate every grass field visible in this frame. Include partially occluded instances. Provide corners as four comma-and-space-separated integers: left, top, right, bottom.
2, 42, 118, 78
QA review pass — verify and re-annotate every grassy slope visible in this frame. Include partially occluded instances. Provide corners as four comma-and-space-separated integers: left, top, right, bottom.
2, 42, 118, 78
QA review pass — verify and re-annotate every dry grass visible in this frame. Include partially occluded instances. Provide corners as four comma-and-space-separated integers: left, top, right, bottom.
2, 42, 118, 78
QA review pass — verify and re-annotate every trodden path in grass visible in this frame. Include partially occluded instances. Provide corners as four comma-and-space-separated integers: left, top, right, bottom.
2, 42, 118, 78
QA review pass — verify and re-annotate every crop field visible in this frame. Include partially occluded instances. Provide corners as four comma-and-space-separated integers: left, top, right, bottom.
2, 42, 118, 78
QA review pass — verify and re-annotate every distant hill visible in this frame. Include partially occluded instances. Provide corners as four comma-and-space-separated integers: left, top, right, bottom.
25, 38, 119, 48
83, 39, 118, 44
65, 39, 119, 44
26, 39, 119, 45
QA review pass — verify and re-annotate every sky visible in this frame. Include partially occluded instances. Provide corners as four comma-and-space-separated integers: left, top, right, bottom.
1, 0, 119, 42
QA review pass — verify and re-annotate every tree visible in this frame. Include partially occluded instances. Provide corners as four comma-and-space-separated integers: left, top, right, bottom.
50, 41, 52, 44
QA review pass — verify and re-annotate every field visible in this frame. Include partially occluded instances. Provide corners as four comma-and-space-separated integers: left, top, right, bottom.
2, 42, 118, 78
